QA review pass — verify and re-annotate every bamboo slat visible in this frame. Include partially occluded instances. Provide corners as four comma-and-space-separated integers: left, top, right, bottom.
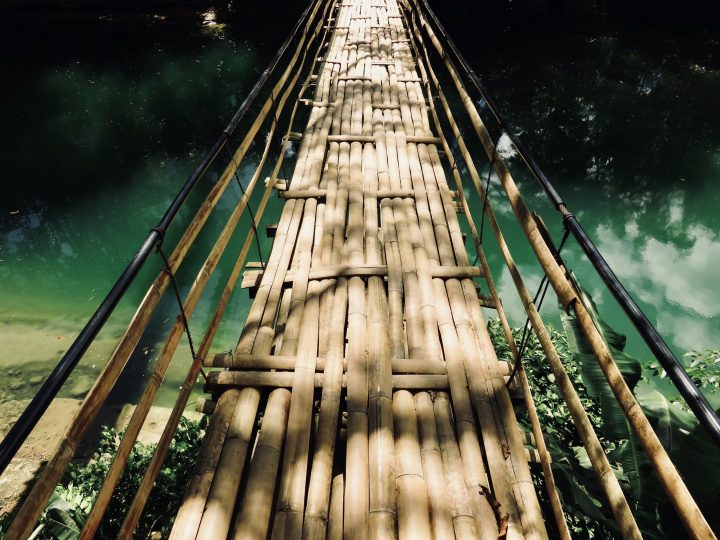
393, 390, 432, 539
415, 392, 455, 539
196, 388, 260, 540
168, 389, 241, 540
343, 13, 371, 535
233, 389, 292, 540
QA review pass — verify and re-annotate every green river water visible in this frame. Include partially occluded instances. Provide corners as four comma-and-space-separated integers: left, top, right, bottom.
0, 6, 718, 413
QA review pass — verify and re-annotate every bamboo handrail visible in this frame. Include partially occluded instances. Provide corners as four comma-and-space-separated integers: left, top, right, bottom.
415, 0, 720, 453
119, 59, 318, 535
409, 0, 715, 537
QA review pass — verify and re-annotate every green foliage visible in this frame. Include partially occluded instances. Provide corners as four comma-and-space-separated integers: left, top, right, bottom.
488, 319, 616, 539
9, 415, 207, 540
489, 298, 720, 538
651, 349, 720, 396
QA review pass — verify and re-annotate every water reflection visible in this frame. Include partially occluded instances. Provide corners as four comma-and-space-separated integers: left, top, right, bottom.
444, 16, 720, 358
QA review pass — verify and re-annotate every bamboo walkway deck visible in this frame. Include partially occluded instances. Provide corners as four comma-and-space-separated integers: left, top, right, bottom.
172, 0, 547, 538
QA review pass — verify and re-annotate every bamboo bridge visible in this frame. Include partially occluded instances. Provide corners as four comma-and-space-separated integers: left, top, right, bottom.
1, 0, 718, 539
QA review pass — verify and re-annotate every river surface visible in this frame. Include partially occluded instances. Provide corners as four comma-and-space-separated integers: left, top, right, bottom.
1, 5, 718, 411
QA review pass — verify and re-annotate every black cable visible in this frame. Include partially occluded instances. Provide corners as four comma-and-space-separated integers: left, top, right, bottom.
153, 234, 207, 382
225, 145, 266, 270
506, 228, 570, 387
471, 130, 501, 267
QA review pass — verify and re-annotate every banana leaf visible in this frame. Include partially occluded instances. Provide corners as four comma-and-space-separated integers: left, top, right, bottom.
558, 278, 720, 536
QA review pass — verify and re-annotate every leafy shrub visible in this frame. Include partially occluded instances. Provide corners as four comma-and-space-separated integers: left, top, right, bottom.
489, 316, 720, 538
9, 415, 207, 539
488, 319, 616, 539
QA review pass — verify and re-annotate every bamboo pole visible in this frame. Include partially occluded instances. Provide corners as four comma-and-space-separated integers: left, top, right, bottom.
168, 389, 241, 539
302, 278, 348, 539
433, 393, 481, 540
233, 389, 292, 540
304, 9, 356, 537
327, 474, 345, 540
272, 199, 320, 538
392, 390, 432, 539
415, 392, 455, 539
196, 387, 260, 540
207, 354, 452, 375
367, 141, 398, 540
343, 15, 371, 531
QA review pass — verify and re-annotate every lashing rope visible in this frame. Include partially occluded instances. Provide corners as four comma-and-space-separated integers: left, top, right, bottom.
150, 226, 208, 382
471, 129, 502, 267
506, 227, 570, 387
224, 146, 266, 270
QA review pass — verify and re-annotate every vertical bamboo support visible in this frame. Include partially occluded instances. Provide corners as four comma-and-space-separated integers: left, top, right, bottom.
233, 389, 292, 540
392, 390, 432, 539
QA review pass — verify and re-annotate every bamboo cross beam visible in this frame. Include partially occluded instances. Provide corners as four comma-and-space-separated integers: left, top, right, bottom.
208, 352, 505, 375
240, 262, 481, 289
204, 371, 451, 391
326, 133, 441, 143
